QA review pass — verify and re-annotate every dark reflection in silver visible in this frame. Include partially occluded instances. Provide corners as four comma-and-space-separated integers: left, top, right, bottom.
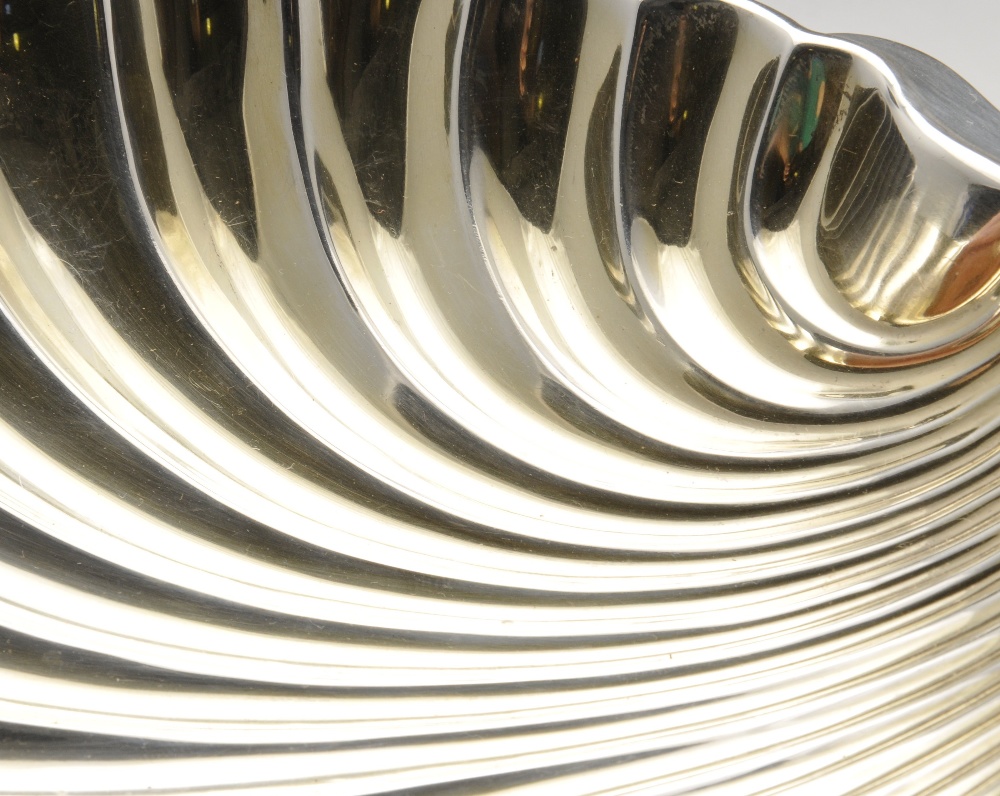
156, 0, 257, 256
464, 0, 587, 231
322, 0, 421, 234
0, 1, 999, 794
623, 0, 738, 246
754, 47, 850, 231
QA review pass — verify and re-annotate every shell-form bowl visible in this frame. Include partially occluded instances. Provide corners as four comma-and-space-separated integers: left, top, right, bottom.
1, 1, 999, 793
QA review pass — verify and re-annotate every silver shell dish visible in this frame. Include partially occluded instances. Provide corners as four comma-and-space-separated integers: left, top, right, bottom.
1, 0, 999, 793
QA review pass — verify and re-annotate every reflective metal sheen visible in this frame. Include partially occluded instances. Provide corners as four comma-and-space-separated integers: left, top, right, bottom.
0, 0, 999, 793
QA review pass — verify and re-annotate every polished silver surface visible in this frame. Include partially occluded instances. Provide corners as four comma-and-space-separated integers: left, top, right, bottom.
0, 0, 999, 793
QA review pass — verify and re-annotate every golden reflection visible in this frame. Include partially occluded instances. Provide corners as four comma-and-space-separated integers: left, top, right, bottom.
518, 0, 536, 100
189, 0, 201, 48
927, 211, 1000, 317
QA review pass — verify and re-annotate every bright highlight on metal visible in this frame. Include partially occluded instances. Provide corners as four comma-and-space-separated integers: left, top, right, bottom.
0, 0, 999, 794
